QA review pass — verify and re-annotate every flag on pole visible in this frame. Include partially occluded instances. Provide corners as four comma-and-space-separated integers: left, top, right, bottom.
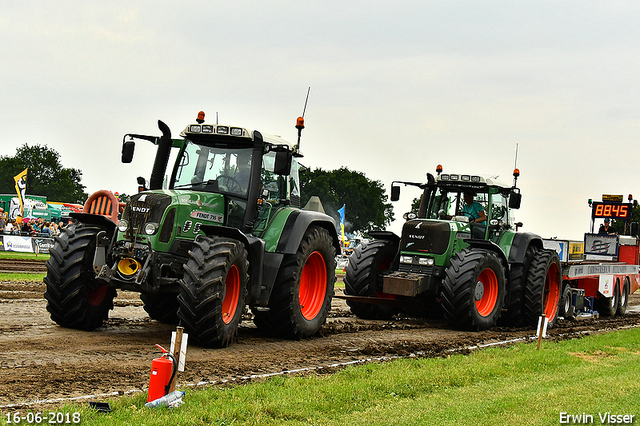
14, 168, 28, 218
337, 204, 346, 251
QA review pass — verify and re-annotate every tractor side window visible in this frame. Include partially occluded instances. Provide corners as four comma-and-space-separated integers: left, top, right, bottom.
490, 193, 508, 224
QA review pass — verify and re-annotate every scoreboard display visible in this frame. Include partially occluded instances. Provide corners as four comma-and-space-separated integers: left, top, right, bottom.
591, 202, 633, 219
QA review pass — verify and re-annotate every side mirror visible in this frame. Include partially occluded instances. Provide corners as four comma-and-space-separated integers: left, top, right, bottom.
391, 185, 400, 201
274, 150, 292, 175
122, 140, 135, 163
509, 190, 521, 209
136, 176, 148, 192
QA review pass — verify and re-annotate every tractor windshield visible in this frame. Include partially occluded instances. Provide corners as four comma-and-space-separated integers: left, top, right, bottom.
173, 140, 253, 197
427, 187, 489, 221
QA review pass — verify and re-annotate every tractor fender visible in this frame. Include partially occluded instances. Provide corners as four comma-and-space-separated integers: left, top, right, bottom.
465, 239, 511, 283
277, 210, 341, 255
507, 232, 543, 264
69, 212, 117, 236
368, 231, 401, 247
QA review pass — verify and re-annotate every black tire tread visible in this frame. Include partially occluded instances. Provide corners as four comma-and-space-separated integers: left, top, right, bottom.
177, 237, 248, 348
523, 249, 562, 327
253, 226, 336, 339
441, 249, 506, 331
44, 224, 116, 330
343, 240, 399, 320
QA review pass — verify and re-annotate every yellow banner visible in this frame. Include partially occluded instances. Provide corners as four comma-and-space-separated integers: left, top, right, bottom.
14, 168, 27, 218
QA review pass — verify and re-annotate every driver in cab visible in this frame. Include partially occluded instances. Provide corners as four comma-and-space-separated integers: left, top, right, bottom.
462, 191, 486, 238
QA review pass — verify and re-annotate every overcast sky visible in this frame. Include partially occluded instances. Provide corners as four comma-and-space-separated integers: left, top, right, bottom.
2, 1, 639, 240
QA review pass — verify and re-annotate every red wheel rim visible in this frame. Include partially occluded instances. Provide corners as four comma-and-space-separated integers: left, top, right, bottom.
299, 251, 327, 320
475, 268, 498, 317
543, 261, 560, 320
87, 286, 108, 307
222, 265, 241, 324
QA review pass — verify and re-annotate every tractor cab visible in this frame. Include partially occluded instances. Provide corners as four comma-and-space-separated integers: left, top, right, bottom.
426, 174, 515, 242
170, 122, 300, 233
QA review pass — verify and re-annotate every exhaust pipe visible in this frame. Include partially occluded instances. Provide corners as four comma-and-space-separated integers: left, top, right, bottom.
149, 120, 172, 190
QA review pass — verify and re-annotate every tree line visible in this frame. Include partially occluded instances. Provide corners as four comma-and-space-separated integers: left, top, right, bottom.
1, 144, 395, 234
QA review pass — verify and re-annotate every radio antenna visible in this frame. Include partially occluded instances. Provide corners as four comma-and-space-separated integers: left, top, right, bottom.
512, 143, 520, 187
301, 87, 310, 118
294, 87, 311, 155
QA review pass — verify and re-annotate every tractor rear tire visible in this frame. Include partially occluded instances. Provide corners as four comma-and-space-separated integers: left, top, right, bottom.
499, 245, 535, 327
523, 249, 562, 327
344, 239, 399, 320
441, 249, 506, 331
141, 293, 180, 324
595, 278, 620, 316
177, 237, 248, 348
253, 226, 336, 339
559, 284, 576, 319
617, 278, 630, 316
44, 223, 116, 330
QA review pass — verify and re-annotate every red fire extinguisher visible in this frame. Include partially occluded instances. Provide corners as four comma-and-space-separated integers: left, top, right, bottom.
147, 344, 177, 402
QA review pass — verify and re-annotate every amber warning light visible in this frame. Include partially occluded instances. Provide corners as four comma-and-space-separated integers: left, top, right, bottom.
196, 111, 205, 124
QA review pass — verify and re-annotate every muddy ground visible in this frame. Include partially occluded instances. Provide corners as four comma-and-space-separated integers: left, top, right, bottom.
1, 278, 639, 411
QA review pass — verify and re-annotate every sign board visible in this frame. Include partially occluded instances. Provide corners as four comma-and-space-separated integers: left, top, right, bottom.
584, 233, 618, 257
568, 241, 584, 261
602, 194, 624, 202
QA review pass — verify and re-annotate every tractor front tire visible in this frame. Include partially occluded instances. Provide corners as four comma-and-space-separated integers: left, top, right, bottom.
44, 223, 116, 330
177, 237, 248, 348
141, 293, 180, 324
253, 226, 336, 339
344, 239, 399, 320
441, 249, 506, 331
523, 249, 562, 327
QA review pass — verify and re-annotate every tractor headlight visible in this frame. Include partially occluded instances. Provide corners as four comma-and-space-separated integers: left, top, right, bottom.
144, 222, 159, 235
418, 257, 435, 266
400, 256, 413, 264
117, 220, 129, 233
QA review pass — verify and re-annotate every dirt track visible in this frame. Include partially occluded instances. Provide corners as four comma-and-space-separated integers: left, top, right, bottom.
1, 278, 640, 411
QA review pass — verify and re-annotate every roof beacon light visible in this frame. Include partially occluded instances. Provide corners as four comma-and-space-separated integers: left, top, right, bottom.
436, 165, 443, 175
512, 168, 520, 187
196, 111, 205, 124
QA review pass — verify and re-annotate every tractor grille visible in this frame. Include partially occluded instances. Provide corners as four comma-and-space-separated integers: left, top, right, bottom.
400, 220, 450, 255
122, 193, 172, 235
398, 264, 434, 275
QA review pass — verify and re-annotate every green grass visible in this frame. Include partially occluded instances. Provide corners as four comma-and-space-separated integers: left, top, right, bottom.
0, 272, 45, 282
0, 252, 48, 282
18, 327, 640, 426
0, 251, 49, 261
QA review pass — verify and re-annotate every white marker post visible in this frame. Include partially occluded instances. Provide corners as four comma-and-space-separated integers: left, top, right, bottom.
536, 314, 548, 350
168, 326, 189, 392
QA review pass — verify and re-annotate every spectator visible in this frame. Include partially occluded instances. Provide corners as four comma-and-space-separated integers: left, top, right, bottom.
0, 208, 5, 231
21, 219, 31, 236
50, 222, 60, 236
41, 221, 51, 237
3, 219, 12, 235
30, 219, 40, 236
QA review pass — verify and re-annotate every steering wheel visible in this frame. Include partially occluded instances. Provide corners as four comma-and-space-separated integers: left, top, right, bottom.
216, 175, 243, 193
491, 205, 507, 220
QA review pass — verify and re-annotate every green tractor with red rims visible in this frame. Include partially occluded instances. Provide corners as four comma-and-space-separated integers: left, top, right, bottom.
44, 112, 340, 347
342, 166, 562, 331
